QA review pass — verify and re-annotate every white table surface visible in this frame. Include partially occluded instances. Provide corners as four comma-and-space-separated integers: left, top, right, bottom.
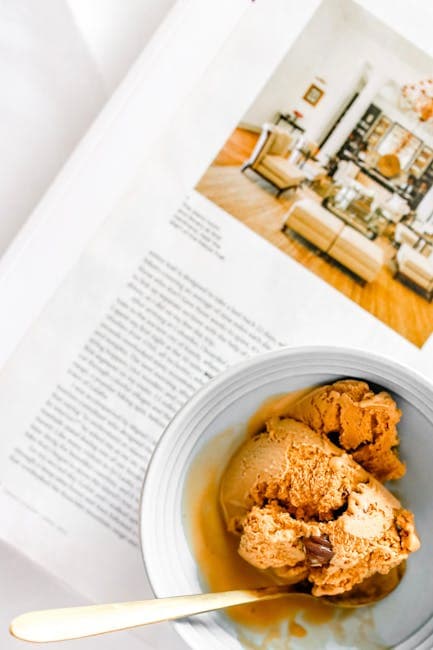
0, 540, 149, 650
0, 0, 175, 257
0, 2, 185, 648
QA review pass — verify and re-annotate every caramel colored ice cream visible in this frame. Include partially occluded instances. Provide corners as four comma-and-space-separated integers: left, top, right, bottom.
220, 404, 420, 597
286, 379, 405, 482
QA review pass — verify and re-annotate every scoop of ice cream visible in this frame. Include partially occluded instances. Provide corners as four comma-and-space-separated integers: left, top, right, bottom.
220, 417, 419, 597
286, 379, 405, 482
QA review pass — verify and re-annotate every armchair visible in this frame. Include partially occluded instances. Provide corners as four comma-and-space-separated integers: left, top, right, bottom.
241, 123, 306, 196
394, 223, 420, 247
395, 243, 433, 301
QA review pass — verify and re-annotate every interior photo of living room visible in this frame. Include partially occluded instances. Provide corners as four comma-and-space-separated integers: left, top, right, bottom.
196, 0, 433, 348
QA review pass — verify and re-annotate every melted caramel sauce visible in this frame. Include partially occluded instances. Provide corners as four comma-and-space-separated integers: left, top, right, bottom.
289, 620, 307, 637
184, 388, 335, 635
186, 462, 334, 630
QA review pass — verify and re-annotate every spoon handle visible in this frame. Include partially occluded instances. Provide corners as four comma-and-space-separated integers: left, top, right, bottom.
10, 586, 288, 643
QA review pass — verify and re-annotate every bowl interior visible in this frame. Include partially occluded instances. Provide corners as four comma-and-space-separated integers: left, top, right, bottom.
141, 348, 433, 650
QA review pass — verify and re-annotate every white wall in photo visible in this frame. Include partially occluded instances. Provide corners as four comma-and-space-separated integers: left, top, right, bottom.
243, 0, 433, 158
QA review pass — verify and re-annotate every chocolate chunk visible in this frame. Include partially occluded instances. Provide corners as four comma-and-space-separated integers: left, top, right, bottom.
303, 535, 334, 567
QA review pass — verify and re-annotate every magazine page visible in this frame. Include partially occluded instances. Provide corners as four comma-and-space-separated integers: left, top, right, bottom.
2, 0, 433, 648
0, 0, 252, 370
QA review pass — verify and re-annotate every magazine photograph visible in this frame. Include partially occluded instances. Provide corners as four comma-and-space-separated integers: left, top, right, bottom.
197, 0, 433, 348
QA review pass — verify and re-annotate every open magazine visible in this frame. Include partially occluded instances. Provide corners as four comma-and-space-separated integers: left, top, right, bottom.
2, 0, 433, 648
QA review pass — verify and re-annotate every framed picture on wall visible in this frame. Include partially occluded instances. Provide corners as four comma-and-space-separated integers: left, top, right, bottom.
303, 83, 324, 106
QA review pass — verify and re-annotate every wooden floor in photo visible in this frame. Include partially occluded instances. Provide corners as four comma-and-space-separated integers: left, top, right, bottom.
196, 129, 433, 348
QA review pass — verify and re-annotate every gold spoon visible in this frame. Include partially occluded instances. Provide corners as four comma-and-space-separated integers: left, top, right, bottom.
10, 566, 403, 643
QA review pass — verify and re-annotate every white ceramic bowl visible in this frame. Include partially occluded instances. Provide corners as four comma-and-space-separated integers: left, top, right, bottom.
141, 346, 433, 649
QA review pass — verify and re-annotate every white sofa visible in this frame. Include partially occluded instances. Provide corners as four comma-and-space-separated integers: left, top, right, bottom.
328, 226, 384, 283
283, 198, 343, 251
284, 198, 384, 283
